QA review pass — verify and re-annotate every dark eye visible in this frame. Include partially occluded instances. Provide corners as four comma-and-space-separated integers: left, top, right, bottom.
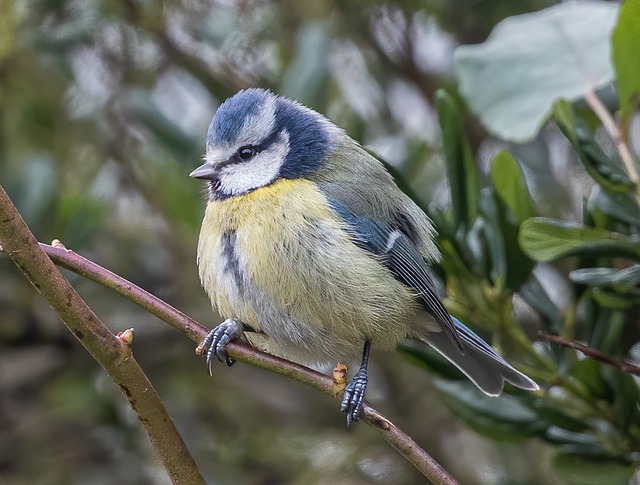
237, 145, 255, 161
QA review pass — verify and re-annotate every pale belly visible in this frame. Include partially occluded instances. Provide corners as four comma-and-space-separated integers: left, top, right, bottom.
197, 179, 419, 364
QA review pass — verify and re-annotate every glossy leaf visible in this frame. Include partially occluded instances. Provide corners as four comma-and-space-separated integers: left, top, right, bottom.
570, 265, 640, 289
554, 100, 633, 192
612, 0, 640, 119
491, 150, 535, 223
435, 89, 480, 231
544, 427, 601, 446
519, 217, 640, 262
519, 276, 563, 333
455, 2, 618, 142
589, 187, 640, 227
435, 381, 544, 441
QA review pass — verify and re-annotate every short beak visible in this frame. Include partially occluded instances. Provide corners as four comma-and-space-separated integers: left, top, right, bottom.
189, 163, 216, 180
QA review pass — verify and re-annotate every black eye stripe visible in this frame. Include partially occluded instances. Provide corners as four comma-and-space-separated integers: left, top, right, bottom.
222, 129, 285, 167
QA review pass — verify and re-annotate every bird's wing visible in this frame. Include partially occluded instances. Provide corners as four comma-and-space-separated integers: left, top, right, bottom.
328, 199, 463, 351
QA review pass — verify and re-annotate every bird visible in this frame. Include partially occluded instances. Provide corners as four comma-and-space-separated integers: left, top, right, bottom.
190, 88, 539, 426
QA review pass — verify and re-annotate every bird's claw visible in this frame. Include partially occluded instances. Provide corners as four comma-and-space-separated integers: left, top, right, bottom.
201, 319, 244, 374
341, 368, 368, 427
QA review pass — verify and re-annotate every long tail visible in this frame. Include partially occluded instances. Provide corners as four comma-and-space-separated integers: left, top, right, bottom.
422, 317, 539, 396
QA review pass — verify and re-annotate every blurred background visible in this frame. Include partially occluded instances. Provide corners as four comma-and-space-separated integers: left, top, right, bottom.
1, 0, 639, 484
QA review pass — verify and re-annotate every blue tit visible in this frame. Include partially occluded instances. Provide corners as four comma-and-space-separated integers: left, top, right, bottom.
190, 88, 539, 426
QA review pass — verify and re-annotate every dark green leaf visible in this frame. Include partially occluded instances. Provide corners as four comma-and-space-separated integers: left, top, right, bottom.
435, 89, 481, 231
479, 188, 508, 287
570, 359, 611, 400
554, 100, 633, 192
519, 275, 564, 333
589, 187, 640, 227
609, 370, 640, 431
528, 400, 590, 433
592, 288, 638, 310
435, 381, 544, 441
553, 453, 636, 485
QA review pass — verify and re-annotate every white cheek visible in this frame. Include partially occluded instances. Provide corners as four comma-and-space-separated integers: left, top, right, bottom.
218, 140, 289, 195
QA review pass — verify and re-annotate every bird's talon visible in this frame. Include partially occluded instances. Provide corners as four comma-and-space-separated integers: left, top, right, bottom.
200, 319, 244, 373
341, 368, 368, 426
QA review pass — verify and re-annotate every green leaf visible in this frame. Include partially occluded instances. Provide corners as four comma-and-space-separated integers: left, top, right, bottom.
553, 453, 636, 485
612, 0, 640, 119
435, 381, 544, 441
454, 2, 619, 142
554, 100, 632, 192
609, 370, 640, 431
589, 187, 640, 227
519, 217, 640, 262
479, 188, 508, 287
435, 89, 481, 231
491, 151, 535, 223
570, 265, 640, 289
592, 288, 640, 310
544, 427, 600, 446
570, 359, 611, 401
519, 276, 564, 333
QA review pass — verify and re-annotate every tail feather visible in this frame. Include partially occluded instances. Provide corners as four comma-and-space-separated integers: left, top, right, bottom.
422, 317, 539, 396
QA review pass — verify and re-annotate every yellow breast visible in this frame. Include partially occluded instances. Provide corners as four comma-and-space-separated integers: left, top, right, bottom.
196, 178, 418, 361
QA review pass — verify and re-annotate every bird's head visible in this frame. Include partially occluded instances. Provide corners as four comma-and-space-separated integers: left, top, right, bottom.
190, 89, 341, 200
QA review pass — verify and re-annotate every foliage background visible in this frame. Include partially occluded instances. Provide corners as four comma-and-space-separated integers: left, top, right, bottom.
1, 0, 639, 484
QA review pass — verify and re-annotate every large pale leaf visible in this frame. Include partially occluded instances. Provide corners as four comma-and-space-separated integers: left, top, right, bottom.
455, 2, 619, 142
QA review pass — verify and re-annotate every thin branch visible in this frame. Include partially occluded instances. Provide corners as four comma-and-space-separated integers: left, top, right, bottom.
0, 185, 206, 485
39, 242, 459, 484
584, 90, 640, 190
540, 332, 640, 377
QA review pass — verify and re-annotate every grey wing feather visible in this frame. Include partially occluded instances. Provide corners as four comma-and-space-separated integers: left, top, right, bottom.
426, 317, 540, 394
326, 198, 463, 352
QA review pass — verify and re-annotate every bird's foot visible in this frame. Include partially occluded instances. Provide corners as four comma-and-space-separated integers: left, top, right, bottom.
200, 319, 244, 374
341, 367, 368, 427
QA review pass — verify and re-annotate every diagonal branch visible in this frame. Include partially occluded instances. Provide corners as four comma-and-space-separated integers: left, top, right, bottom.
39, 244, 459, 484
540, 332, 640, 377
0, 185, 206, 485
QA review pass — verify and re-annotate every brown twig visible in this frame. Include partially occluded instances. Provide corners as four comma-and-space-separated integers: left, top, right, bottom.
0, 185, 206, 485
38, 242, 459, 484
540, 332, 640, 377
